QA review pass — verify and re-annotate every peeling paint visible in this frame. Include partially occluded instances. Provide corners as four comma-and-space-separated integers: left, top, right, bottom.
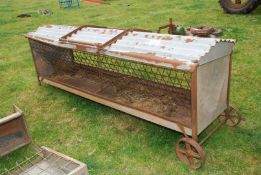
123, 52, 188, 69
162, 36, 173, 41
176, 64, 191, 71
45, 25, 53, 28
185, 38, 194, 43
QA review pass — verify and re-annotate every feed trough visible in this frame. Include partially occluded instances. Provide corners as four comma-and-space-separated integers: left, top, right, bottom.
25, 24, 242, 169
1, 147, 88, 175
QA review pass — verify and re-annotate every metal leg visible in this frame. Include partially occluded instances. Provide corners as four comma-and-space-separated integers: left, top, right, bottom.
199, 121, 224, 145
199, 104, 241, 146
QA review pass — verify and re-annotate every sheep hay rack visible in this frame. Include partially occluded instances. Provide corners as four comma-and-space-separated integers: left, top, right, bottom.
25, 24, 242, 169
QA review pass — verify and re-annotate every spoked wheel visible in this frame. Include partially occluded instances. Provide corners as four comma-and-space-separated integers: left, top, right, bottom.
219, 0, 259, 14
175, 137, 205, 169
219, 104, 242, 127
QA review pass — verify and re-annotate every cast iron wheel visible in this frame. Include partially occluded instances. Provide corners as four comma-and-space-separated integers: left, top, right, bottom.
175, 137, 205, 169
219, 0, 259, 14
219, 104, 242, 127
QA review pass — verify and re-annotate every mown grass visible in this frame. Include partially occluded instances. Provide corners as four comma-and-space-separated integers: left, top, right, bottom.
0, 0, 260, 174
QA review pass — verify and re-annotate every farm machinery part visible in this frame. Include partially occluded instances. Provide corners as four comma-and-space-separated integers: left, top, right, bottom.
219, 0, 261, 14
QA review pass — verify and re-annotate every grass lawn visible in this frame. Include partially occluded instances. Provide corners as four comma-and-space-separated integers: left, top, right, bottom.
0, 0, 260, 174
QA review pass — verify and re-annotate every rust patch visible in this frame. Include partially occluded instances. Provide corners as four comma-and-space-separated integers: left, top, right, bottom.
35, 36, 54, 42
192, 59, 199, 63
85, 0, 111, 5
109, 29, 115, 33
122, 52, 191, 70
45, 25, 53, 28
75, 44, 92, 51
189, 63, 198, 72
35, 56, 54, 76
162, 36, 173, 41
185, 38, 194, 43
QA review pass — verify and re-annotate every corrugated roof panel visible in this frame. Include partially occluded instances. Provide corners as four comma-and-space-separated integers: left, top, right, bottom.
127, 31, 217, 46
26, 25, 235, 71
106, 31, 215, 60
106, 31, 211, 62
27, 25, 77, 42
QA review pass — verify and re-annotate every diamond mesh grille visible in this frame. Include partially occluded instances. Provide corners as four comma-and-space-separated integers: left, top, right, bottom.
73, 51, 192, 90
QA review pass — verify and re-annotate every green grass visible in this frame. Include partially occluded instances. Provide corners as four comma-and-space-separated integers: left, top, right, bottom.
0, 0, 260, 174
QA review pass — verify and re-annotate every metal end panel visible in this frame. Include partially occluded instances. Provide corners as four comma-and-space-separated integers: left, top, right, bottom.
197, 55, 230, 134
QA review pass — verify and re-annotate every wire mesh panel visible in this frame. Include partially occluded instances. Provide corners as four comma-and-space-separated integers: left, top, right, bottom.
29, 40, 74, 64
73, 51, 192, 90
1, 147, 87, 175
29, 39, 75, 77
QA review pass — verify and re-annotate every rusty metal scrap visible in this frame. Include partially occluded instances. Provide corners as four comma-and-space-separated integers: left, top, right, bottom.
0, 105, 31, 157
1, 147, 88, 175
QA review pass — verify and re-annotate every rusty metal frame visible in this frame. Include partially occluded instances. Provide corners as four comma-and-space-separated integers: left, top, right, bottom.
28, 39, 41, 85
97, 29, 131, 52
199, 121, 224, 145
191, 68, 198, 141
225, 54, 233, 116
59, 25, 114, 42
59, 25, 151, 47
97, 28, 152, 50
